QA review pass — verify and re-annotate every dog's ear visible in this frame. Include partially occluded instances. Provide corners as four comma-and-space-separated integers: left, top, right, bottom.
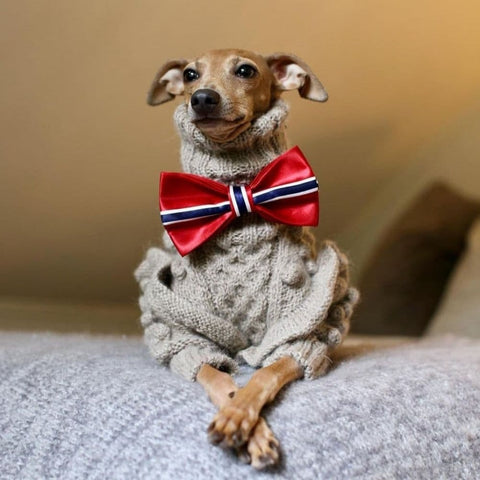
147, 59, 189, 106
265, 53, 328, 102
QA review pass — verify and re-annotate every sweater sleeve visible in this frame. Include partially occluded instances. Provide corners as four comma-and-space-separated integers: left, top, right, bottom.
261, 336, 330, 380
135, 247, 238, 382
143, 323, 237, 382
260, 249, 360, 380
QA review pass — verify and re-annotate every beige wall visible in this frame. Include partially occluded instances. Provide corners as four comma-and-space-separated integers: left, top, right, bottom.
1, 0, 480, 303
341, 99, 480, 277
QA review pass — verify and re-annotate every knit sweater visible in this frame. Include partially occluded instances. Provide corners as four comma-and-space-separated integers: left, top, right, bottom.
135, 100, 359, 381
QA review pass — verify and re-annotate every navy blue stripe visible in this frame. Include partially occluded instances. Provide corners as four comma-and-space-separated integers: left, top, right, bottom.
254, 179, 318, 205
161, 203, 231, 224
232, 186, 248, 215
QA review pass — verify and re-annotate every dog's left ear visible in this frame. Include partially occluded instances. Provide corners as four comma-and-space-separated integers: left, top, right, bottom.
265, 53, 328, 102
147, 59, 189, 106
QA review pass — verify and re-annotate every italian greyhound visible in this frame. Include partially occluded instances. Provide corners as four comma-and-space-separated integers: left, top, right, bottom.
140, 48, 358, 469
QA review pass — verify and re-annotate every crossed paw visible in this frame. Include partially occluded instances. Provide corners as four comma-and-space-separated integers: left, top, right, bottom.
208, 396, 280, 469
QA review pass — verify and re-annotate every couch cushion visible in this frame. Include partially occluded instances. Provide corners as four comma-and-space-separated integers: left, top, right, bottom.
1, 332, 479, 479
426, 217, 480, 337
353, 182, 480, 336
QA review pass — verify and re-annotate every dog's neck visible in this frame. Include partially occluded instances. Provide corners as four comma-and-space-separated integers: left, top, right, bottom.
174, 100, 290, 184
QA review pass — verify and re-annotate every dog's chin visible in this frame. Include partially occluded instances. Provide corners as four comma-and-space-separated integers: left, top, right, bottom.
194, 118, 252, 144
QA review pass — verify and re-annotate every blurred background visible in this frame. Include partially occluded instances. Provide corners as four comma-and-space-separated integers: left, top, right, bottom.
1, 0, 480, 334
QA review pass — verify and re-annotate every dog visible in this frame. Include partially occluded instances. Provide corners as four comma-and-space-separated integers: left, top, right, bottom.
135, 49, 358, 469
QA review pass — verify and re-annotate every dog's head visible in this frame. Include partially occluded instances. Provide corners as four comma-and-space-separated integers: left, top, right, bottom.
147, 49, 327, 143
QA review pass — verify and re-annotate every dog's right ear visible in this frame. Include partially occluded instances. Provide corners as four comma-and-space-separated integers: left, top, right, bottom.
147, 59, 189, 106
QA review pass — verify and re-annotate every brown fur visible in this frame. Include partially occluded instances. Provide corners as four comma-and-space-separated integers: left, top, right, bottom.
148, 48, 328, 469
197, 357, 302, 468
147, 48, 327, 143
181, 49, 273, 142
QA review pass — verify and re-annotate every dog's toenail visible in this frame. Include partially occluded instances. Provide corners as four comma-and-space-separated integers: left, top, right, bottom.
207, 422, 215, 433
209, 431, 224, 445
228, 391, 235, 398
258, 454, 275, 468
237, 448, 251, 464
232, 432, 243, 447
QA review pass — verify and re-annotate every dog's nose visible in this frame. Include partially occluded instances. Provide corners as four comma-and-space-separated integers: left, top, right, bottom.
191, 89, 220, 115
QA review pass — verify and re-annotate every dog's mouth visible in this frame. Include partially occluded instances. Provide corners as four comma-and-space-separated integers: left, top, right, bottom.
193, 116, 251, 143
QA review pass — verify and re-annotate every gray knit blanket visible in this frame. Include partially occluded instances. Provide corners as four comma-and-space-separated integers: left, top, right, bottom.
1, 331, 479, 479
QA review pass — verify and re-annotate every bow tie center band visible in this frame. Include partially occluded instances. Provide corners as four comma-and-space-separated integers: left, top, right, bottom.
159, 146, 320, 256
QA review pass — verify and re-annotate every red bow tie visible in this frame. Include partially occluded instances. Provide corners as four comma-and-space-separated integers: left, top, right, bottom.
159, 146, 319, 256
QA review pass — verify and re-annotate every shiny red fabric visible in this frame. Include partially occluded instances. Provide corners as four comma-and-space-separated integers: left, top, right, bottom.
159, 146, 320, 256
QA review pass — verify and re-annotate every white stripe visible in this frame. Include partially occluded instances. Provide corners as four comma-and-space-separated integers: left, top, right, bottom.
240, 185, 252, 212
229, 185, 241, 217
257, 187, 319, 204
252, 176, 317, 199
161, 200, 230, 216
161, 213, 224, 226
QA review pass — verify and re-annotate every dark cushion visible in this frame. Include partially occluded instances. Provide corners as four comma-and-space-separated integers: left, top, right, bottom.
352, 182, 480, 336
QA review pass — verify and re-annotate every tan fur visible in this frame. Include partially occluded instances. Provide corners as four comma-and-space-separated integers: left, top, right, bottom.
147, 48, 328, 143
148, 48, 328, 469
197, 357, 302, 469
180, 50, 273, 142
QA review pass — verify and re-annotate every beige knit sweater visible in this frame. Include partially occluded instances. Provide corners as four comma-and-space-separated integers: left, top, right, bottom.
135, 100, 359, 381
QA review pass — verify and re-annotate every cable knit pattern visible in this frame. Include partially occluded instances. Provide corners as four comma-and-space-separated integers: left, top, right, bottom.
135, 100, 359, 381
174, 100, 289, 183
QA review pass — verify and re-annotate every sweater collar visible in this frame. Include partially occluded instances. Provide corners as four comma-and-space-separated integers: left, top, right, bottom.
174, 100, 290, 184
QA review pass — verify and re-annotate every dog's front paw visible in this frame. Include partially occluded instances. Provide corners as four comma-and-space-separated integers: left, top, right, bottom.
207, 393, 259, 447
245, 417, 280, 470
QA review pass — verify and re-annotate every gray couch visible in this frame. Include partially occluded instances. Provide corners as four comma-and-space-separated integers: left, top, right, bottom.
1, 331, 479, 479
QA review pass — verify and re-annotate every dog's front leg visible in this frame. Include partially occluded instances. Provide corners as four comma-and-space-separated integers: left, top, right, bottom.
206, 357, 302, 458
197, 364, 282, 469
197, 364, 239, 408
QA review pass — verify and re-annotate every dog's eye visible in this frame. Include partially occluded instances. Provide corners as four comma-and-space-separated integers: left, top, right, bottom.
235, 64, 257, 79
183, 68, 199, 82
